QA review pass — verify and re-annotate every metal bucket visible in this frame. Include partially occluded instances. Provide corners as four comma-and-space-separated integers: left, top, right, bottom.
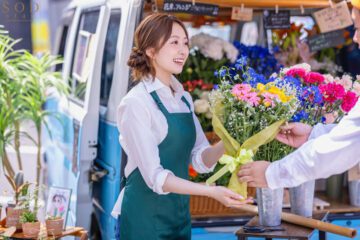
349, 180, 360, 207
289, 180, 315, 217
256, 188, 283, 226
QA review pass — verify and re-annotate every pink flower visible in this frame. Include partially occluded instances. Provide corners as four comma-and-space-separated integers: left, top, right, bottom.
241, 92, 260, 107
285, 68, 307, 79
262, 92, 278, 107
304, 72, 325, 85
341, 91, 358, 113
232, 84, 251, 97
319, 83, 345, 103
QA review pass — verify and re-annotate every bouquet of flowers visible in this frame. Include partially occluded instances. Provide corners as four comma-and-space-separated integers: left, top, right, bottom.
279, 64, 359, 125
205, 57, 299, 198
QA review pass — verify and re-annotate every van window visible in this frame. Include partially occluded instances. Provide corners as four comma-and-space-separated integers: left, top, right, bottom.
56, 9, 75, 72
100, 11, 121, 107
71, 9, 100, 104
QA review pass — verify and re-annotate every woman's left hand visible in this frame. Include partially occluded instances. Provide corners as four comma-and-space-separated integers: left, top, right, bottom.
207, 186, 253, 208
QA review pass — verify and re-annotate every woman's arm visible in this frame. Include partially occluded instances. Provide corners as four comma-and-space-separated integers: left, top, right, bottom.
201, 141, 224, 169
162, 173, 252, 207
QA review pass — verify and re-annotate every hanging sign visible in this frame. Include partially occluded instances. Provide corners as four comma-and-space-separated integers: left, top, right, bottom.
313, 1, 353, 33
263, 10, 290, 29
308, 30, 345, 52
231, 7, 253, 22
163, 0, 219, 16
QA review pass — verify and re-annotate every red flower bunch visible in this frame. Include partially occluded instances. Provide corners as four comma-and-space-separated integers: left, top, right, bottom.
304, 72, 325, 85
319, 83, 346, 103
188, 165, 198, 178
182, 79, 213, 92
285, 68, 307, 79
341, 91, 359, 113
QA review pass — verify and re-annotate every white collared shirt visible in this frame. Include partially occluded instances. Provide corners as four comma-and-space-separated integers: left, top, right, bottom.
117, 77, 213, 190
266, 99, 360, 189
111, 76, 214, 218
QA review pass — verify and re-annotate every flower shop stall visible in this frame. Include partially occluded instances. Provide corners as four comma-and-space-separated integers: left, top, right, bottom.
145, 0, 360, 227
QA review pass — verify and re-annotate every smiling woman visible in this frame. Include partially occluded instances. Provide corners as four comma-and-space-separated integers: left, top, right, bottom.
112, 13, 251, 240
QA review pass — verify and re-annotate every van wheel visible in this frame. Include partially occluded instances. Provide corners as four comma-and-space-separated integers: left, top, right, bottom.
90, 213, 101, 240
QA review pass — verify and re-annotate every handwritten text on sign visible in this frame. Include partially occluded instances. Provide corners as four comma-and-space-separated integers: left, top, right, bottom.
231, 7, 253, 22
263, 10, 290, 29
308, 30, 345, 52
163, 0, 219, 16
313, 1, 353, 33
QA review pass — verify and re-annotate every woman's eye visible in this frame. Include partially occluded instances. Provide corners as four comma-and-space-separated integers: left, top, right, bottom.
184, 42, 189, 46
171, 40, 178, 45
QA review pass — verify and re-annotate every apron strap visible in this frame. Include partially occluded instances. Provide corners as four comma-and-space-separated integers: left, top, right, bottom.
181, 96, 192, 113
150, 91, 192, 115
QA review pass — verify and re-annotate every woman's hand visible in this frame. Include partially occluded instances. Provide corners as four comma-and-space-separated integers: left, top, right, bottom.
276, 122, 313, 148
207, 186, 253, 207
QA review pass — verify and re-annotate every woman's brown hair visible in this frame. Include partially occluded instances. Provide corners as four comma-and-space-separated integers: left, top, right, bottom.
127, 13, 188, 81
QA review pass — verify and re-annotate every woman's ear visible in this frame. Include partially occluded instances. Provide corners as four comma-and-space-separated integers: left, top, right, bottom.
146, 48, 156, 60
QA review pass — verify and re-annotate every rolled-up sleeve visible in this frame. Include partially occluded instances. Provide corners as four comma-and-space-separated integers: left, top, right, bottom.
266, 100, 360, 189
184, 93, 215, 173
117, 97, 173, 194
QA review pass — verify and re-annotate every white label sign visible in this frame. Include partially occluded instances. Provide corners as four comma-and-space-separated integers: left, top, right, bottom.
231, 7, 253, 22
313, 1, 353, 33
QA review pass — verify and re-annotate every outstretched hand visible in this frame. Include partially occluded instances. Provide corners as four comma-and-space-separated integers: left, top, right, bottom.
276, 122, 313, 148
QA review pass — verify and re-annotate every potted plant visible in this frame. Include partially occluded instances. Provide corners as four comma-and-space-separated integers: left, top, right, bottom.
19, 210, 40, 238
45, 215, 64, 236
4, 172, 29, 230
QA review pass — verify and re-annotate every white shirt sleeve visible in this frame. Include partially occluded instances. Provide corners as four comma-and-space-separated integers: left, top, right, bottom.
117, 97, 173, 194
308, 123, 336, 140
184, 92, 215, 173
266, 100, 360, 189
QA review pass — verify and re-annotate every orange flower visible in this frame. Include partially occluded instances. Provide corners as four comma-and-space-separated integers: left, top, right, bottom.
189, 165, 198, 178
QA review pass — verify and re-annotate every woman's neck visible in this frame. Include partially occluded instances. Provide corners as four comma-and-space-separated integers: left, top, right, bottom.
156, 70, 172, 87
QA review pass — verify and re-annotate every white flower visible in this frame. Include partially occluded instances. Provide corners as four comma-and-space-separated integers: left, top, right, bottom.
356, 75, 360, 81
200, 91, 210, 101
205, 111, 213, 119
194, 99, 210, 114
353, 82, 360, 96
323, 74, 334, 83
340, 74, 353, 90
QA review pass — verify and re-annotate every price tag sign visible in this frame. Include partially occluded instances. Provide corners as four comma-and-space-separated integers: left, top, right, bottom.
163, 0, 219, 16
231, 7, 253, 21
263, 10, 290, 29
308, 30, 345, 52
313, 1, 353, 33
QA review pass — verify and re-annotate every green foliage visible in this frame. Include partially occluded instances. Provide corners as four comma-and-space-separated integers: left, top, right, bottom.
20, 210, 37, 223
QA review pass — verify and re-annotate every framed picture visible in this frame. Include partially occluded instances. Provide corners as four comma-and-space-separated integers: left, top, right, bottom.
46, 186, 72, 229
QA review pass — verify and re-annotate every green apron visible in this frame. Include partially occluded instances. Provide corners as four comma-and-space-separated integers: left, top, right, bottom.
119, 91, 196, 240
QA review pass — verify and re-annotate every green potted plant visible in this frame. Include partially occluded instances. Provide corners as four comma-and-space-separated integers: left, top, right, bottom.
45, 215, 64, 236
19, 210, 40, 238
18, 184, 42, 238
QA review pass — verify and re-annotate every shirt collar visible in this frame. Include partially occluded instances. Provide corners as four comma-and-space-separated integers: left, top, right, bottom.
143, 76, 184, 100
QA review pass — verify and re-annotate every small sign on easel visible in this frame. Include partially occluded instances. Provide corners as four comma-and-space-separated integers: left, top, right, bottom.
263, 10, 290, 29
313, 1, 353, 33
231, 7, 253, 22
163, 0, 219, 16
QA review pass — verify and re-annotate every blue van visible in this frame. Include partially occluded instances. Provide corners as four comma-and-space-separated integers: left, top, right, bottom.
44, 0, 142, 238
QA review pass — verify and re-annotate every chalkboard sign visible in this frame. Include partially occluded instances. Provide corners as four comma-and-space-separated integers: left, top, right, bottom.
263, 10, 290, 29
163, 0, 219, 16
308, 30, 345, 52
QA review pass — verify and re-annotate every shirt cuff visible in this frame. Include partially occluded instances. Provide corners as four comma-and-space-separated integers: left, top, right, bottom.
153, 170, 174, 195
192, 145, 216, 173
265, 162, 281, 189
308, 123, 335, 140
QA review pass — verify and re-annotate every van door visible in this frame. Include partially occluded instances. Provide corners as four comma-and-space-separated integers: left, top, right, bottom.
44, 2, 110, 230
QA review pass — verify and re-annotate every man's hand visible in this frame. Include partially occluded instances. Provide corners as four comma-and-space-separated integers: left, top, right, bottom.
237, 161, 270, 188
276, 122, 313, 148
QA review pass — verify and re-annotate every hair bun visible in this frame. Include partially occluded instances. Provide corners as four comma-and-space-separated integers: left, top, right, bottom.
127, 47, 147, 68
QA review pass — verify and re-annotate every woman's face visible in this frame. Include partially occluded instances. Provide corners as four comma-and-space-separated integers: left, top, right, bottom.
352, 8, 360, 47
151, 23, 189, 76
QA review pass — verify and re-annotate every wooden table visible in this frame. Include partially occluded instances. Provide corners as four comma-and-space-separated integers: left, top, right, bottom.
0, 219, 88, 240
236, 213, 328, 240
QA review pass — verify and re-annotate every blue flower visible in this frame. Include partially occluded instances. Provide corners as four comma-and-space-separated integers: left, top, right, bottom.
214, 70, 219, 77
292, 110, 309, 122
213, 84, 219, 90
219, 69, 227, 78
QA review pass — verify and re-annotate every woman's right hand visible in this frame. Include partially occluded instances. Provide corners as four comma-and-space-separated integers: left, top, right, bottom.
207, 186, 253, 207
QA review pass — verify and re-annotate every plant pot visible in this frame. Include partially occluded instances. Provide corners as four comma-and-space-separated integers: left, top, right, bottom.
6, 207, 24, 230
22, 221, 40, 238
326, 173, 344, 200
289, 180, 315, 217
46, 218, 64, 236
256, 188, 283, 227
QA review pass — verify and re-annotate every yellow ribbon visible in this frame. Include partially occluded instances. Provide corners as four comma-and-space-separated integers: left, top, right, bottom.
206, 97, 286, 198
